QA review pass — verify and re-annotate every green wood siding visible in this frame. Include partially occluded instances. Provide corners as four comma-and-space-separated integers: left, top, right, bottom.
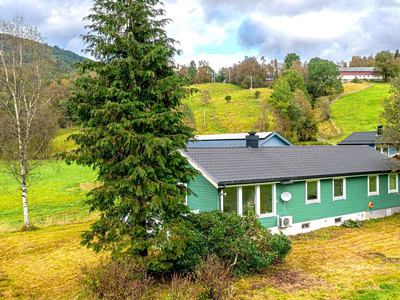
187, 174, 219, 212
188, 173, 400, 227
273, 174, 400, 224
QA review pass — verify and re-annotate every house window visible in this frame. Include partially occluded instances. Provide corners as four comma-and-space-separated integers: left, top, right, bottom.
223, 187, 237, 214
306, 180, 320, 204
260, 185, 273, 215
389, 174, 398, 193
333, 178, 346, 200
222, 184, 276, 217
242, 186, 256, 215
368, 175, 379, 196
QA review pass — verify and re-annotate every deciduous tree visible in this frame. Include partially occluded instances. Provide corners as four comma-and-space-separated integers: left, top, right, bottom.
374, 50, 400, 82
63, 0, 198, 270
380, 78, 400, 163
0, 15, 59, 230
306, 57, 344, 100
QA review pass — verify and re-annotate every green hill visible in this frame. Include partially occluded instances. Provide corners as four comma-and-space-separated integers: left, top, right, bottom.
183, 83, 273, 134
331, 82, 390, 139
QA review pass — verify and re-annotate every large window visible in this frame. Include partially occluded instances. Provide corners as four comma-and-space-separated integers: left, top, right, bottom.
333, 178, 346, 200
306, 181, 320, 204
368, 175, 379, 196
389, 174, 398, 193
222, 184, 275, 217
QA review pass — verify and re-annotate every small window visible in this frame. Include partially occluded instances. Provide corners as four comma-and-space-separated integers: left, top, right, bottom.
335, 217, 342, 223
223, 187, 238, 214
389, 174, 398, 193
260, 185, 273, 214
333, 178, 346, 200
242, 186, 256, 215
306, 181, 320, 204
302, 222, 310, 229
368, 175, 379, 196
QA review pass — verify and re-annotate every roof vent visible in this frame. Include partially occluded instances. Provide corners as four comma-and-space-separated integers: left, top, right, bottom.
246, 132, 259, 148
377, 125, 383, 135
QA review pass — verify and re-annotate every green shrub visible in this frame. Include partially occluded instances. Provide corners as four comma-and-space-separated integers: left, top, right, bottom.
225, 95, 231, 103
343, 219, 362, 228
173, 210, 292, 276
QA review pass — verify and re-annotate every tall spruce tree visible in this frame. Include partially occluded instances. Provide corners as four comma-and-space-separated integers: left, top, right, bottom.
63, 0, 198, 271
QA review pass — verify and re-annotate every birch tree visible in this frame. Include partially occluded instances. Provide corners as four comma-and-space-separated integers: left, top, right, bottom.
0, 15, 58, 229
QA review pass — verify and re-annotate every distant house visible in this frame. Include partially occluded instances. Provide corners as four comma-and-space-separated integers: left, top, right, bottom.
181, 139, 399, 235
338, 126, 399, 157
188, 132, 292, 148
338, 67, 382, 82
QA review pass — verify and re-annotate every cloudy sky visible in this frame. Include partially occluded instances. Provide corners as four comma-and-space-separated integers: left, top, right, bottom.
1, 0, 400, 70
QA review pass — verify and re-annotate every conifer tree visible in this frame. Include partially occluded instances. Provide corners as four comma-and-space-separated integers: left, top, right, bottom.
63, 0, 197, 271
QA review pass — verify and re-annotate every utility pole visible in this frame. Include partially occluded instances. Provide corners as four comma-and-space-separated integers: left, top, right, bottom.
229, 68, 230, 84
249, 76, 254, 94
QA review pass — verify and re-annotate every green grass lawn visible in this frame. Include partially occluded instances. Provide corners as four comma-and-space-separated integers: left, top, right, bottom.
331, 82, 390, 139
184, 83, 273, 134
0, 161, 97, 233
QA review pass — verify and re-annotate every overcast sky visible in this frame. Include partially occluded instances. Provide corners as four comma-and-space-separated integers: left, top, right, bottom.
1, 0, 400, 70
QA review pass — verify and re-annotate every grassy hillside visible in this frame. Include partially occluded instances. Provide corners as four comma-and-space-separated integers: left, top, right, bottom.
185, 82, 374, 136
331, 82, 390, 139
184, 83, 273, 134
0, 161, 97, 233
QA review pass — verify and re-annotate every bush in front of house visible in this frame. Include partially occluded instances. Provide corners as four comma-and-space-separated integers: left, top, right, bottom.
172, 210, 292, 276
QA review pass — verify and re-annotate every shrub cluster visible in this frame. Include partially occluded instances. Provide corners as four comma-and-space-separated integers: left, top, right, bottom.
172, 210, 292, 276
343, 219, 362, 228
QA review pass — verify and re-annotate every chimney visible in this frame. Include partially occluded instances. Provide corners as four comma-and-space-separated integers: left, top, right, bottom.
377, 125, 383, 135
246, 132, 259, 148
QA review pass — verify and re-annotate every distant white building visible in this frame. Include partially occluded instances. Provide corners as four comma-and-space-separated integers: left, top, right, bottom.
338, 67, 382, 82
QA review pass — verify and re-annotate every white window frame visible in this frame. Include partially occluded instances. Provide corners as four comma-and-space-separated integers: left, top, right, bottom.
306, 180, 320, 204
388, 173, 398, 194
368, 175, 379, 196
221, 184, 276, 218
333, 178, 346, 201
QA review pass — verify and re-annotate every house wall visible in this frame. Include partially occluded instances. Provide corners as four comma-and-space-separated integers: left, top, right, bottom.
273, 174, 399, 222
187, 174, 219, 212
187, 172, 400, 234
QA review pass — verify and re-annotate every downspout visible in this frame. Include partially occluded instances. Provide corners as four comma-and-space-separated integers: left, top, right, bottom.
218, 184, 226, 211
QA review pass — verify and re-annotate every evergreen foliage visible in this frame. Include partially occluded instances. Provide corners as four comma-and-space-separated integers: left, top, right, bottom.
62, 0, 198, 272
284, 53, 300, 70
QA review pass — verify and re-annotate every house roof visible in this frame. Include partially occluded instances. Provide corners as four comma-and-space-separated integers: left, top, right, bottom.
338, 131, 381, 145
338, 67, 375, 72
187, 132, 292, 147
181, 145, 397, 186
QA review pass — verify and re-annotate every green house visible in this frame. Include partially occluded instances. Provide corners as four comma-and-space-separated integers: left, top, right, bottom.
180, 144, 400, 235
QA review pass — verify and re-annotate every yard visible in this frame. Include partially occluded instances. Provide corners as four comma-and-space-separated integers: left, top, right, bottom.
0, 160, 399, 299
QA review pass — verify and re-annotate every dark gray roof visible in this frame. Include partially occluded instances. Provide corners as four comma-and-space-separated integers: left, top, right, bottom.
182, 146, 397, 186
338, 131, 381, 145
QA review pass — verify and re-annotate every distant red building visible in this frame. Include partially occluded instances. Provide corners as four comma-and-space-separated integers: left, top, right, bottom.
338, 67, 382, 82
